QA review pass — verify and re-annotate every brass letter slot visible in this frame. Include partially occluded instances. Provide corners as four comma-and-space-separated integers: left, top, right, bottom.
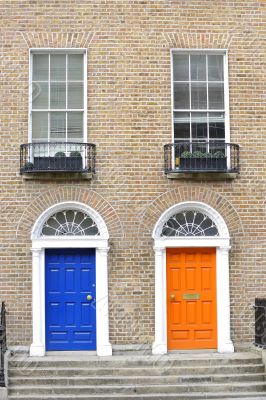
182, 293, 201, 300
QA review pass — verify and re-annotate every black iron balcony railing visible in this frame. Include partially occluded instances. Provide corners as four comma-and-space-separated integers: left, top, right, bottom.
164, 142, 240, 174
20, 142, 96, 174
0, 302, 6, 387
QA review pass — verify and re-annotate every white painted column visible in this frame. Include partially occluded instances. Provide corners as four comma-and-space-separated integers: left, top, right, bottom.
217, 246, 234, 353
152, 247, 167, 355
96, 247, 112, 356
30, 248, 45, 356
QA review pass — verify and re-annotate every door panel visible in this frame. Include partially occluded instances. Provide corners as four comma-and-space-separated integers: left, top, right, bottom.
167, 248, 217, 350
45, 248, 96, 351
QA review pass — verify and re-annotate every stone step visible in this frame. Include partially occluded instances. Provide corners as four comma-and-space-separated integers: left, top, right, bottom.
8, 363, 265, 377
8, 352, 266, 399
8, 352, 262, 369
8, 372, 266, 386
8, 382, 266, 396
7, 392, 266, 400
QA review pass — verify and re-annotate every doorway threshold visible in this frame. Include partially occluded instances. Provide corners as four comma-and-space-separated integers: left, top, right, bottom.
45, 351, 97, 356
168, 349, 217, 354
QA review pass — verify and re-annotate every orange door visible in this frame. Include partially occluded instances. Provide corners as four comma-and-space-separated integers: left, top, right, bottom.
167, 248, 217, 350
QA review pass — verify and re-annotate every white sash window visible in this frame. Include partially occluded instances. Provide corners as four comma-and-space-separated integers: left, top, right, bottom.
172, 50, 229, 152
29, 50, 86, 155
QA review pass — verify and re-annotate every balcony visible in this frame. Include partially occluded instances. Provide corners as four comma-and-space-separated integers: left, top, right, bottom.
20, 142, 96, 179
164, 142, 239, 180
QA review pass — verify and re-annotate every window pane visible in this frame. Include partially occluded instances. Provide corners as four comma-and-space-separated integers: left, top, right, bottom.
32, 82, 48, 109
209, 112, 225, 139
191, 82, 207, 109
174, 112, 190, 140
50, 82, 66, 109
48, 143, 67, 157
191, 55, 206, 81
192, 112, 207, 139
32, 112, 48, 141
32, 54, 49, 81
174, 83, 189, 109
191, 142, 208, 153
208, 55, 224, 81
68, 54, 84, 80
67, 112, 83, 141
208, 83, 224, 109
50, 54, 66, 81
173, 54, 189, 81
68, 83, 84, 109
50, 112, 66, 140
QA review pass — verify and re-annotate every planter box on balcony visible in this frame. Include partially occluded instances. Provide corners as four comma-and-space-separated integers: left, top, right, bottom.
34, 157, 83, 171
180, 157, 227, 171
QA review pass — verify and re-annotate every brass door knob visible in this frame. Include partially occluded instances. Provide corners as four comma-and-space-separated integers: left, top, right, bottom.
170, 293, 175, 301
87, 294, 93, 301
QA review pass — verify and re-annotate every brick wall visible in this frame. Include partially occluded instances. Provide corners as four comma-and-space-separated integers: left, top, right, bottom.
0, 0, 265, 347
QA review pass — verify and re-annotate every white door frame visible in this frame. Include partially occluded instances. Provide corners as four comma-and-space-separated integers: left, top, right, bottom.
152, 202, 234, 355
30, 201, 112, 357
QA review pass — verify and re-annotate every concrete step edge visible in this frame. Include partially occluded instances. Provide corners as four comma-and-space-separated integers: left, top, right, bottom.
8, 372, 266, 381
7, 392, 266, 399
8, 381, 266, 389
10, 352, 261, 359
8, 353, 262, 364
8, 362, 265, 371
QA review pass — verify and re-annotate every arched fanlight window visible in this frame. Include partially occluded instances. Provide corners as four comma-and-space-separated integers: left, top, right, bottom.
41, 209, 100, 236
161, 210, 219, 237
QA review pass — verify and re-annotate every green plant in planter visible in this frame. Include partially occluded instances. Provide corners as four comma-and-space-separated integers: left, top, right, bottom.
23, 161, 34, 170
213, 151, 225, 158
191, 151, 206, 158
70, 151, 82, 158
179, 148, 227, 171
55, 151, 66, 158
181, 151, 211, 158
180, 151, 192, 158
181, 151, 222, 158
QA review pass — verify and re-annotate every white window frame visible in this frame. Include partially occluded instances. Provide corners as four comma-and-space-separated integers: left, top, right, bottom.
170, 49, 230, 146
28, 48, 87, 145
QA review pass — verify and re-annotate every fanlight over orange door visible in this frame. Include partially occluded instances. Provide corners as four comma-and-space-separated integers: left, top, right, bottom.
167, 248, 217, 350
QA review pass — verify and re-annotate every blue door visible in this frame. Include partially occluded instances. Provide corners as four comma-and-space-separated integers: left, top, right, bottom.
45, 248, 96, 351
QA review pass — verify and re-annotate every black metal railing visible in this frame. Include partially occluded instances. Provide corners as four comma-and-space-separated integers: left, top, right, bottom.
254, 298, 266, 348
20, 142, 96, 174
0, 302, 6, 387
164, 142, 240, 174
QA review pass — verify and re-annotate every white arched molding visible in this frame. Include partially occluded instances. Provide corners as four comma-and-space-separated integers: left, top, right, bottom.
152, 201, 234, 355
31, 202, 109, 240
30, 201, 112, 357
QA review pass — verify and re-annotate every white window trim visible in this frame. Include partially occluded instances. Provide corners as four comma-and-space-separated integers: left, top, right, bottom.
152, 201, 234, 355
28, 48, 87, 144
30, 201, 112, 357
170, 49, 230, 145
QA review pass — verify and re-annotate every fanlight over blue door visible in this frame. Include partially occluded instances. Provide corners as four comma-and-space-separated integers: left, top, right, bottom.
45, 248, 96, 351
